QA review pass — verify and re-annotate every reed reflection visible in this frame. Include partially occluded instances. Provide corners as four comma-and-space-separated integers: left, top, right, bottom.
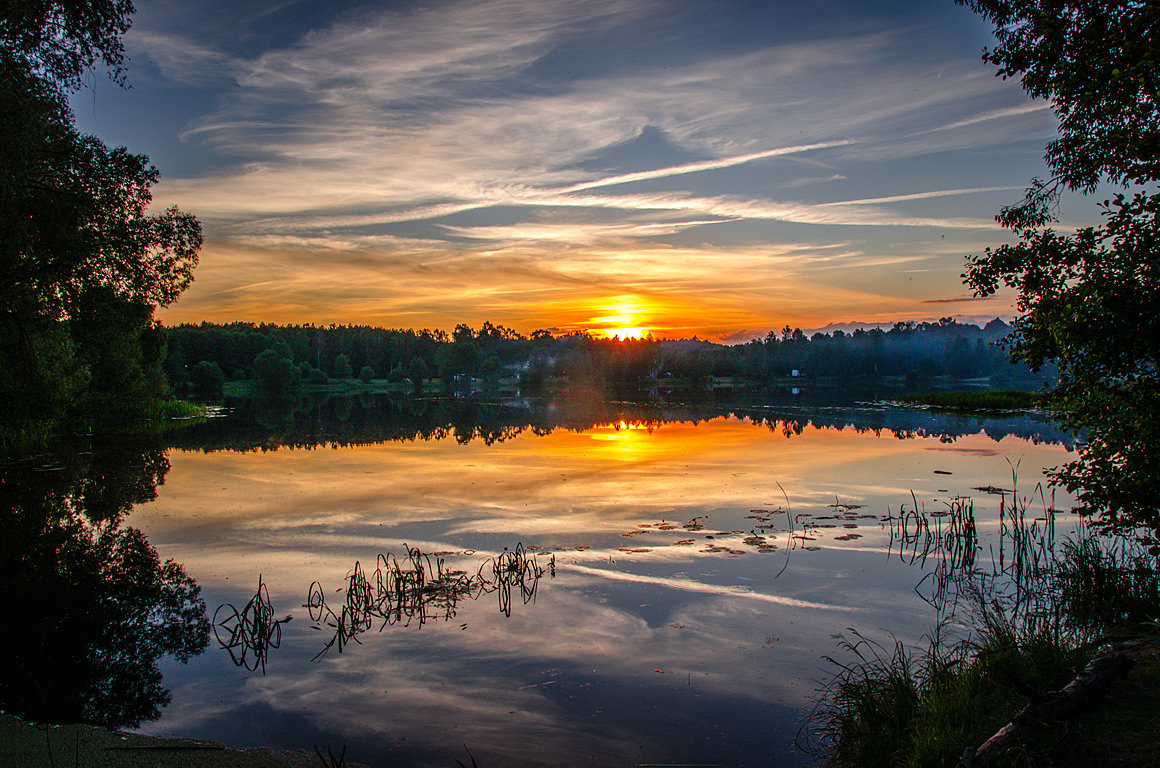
885, 483, 1065, 634
213, 575, 289, 673
213, 544, 554, 668
306, 544, 553, 658
0, 438, 209, 727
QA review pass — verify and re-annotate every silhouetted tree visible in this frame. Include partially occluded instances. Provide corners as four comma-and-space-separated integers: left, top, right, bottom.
333, 353, 352, 380
1, 1, 200, 444
961, 0, 1160, 543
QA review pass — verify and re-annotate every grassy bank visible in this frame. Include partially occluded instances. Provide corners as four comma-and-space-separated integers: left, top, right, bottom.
809, 496, 1160, 767
0, 713, 366, 768
898, 389, 1043, 411
1, 400, 211, 456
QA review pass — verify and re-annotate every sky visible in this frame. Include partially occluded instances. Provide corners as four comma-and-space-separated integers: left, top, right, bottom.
71, 0, 1070, 341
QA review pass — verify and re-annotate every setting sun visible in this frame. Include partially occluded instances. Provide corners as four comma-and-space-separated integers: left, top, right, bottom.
592, 296, 652, 339
604, 327, 648, 339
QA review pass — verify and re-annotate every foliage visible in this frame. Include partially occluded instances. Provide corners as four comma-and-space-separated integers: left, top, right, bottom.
165, 317, 1043, 394
333, 353, 352, 380
0, 0, 135, 89
0, 1, 200, 447
253, 347, 300, 392
961, 0, 1160, 543
191, 359, 225, 394
957, 0, 1160, 217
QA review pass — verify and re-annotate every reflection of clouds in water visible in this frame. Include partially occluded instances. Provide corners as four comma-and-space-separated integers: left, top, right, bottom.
147, 423, 1072, 553
240, 656, 640, 768
160, 585, 834, 765
134, 417, 1075, 763
563, 563, 858, 613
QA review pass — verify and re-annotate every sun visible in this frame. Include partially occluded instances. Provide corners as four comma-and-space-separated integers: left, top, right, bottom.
593, 296, 651, 339
603, 327, 647, 339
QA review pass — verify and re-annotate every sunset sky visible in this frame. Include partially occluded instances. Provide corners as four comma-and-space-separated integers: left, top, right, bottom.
72, 0, 1072, 341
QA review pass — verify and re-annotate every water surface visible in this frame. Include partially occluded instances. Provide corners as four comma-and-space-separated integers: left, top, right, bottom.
1, 392, 1076, 767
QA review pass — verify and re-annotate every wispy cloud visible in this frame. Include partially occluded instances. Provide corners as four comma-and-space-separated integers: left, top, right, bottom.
130, 0, 1049, 332
921, 294, 996, 304
823, 186, 1023, 207
560, 140, 861, 192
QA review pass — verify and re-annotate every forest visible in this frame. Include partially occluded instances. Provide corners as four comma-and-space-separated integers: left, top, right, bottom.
164, 317, 1048, 395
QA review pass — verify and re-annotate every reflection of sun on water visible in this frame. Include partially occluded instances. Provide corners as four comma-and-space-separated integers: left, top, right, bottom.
586, 421, 653, 460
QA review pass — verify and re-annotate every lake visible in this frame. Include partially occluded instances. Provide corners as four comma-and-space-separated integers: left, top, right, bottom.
0, 389, 1077, 767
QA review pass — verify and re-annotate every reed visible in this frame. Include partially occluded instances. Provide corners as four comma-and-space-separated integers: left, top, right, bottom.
212, 575, 290, 673
899, 390, 1041, 411
810, 479, 1157, 767
306, 543, 553, 658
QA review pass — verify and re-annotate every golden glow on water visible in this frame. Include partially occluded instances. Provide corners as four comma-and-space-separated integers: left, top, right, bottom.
129, 413, 1078, 765
138, 416, 1074, 589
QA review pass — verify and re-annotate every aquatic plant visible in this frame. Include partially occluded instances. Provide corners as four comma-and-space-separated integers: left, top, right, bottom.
809, 480, 1159, 767
305, 543, 554, 659
212, 575, 290, 673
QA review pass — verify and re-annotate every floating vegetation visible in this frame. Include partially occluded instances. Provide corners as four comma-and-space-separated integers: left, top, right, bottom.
306, 544, 553, 659
702, 544, 746, 555
213, 575, 291, 674
899, 389, 1042, 411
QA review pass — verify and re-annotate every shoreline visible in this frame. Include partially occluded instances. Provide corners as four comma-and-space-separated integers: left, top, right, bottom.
0, 713, 368, 768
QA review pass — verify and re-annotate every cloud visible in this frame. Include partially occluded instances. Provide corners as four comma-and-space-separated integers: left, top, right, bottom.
563, 564, 858, 612
128, 30, 238, 86
921, 294, 997, 304
135, 0, 1048, 332
822, 186, 1024, 207
920, 103, 1052, 135
560, 139, 861, 192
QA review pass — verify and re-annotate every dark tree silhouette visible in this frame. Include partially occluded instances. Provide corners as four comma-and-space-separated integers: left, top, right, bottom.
961, 0, 1160, 544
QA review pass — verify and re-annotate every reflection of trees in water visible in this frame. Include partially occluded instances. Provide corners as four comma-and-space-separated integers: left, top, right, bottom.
170, 390, 1074, 453
0, 438, 209, 727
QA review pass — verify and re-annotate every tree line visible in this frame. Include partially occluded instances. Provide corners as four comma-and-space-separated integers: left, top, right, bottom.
165, 316, 1047, 394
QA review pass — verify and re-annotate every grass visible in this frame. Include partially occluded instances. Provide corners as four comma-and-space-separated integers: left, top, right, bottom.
1043, 655, 1160, 767
811, 622, 1089, 768
810, 489, 1160, 768
898, 389, 1043, 410
0, 712, 362, 768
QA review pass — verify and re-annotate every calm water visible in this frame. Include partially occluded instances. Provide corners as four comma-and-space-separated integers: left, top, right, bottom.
1, 391, 1076, 767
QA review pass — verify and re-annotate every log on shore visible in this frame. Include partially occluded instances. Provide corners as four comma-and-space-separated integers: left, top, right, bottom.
958, 641, 1150, 767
